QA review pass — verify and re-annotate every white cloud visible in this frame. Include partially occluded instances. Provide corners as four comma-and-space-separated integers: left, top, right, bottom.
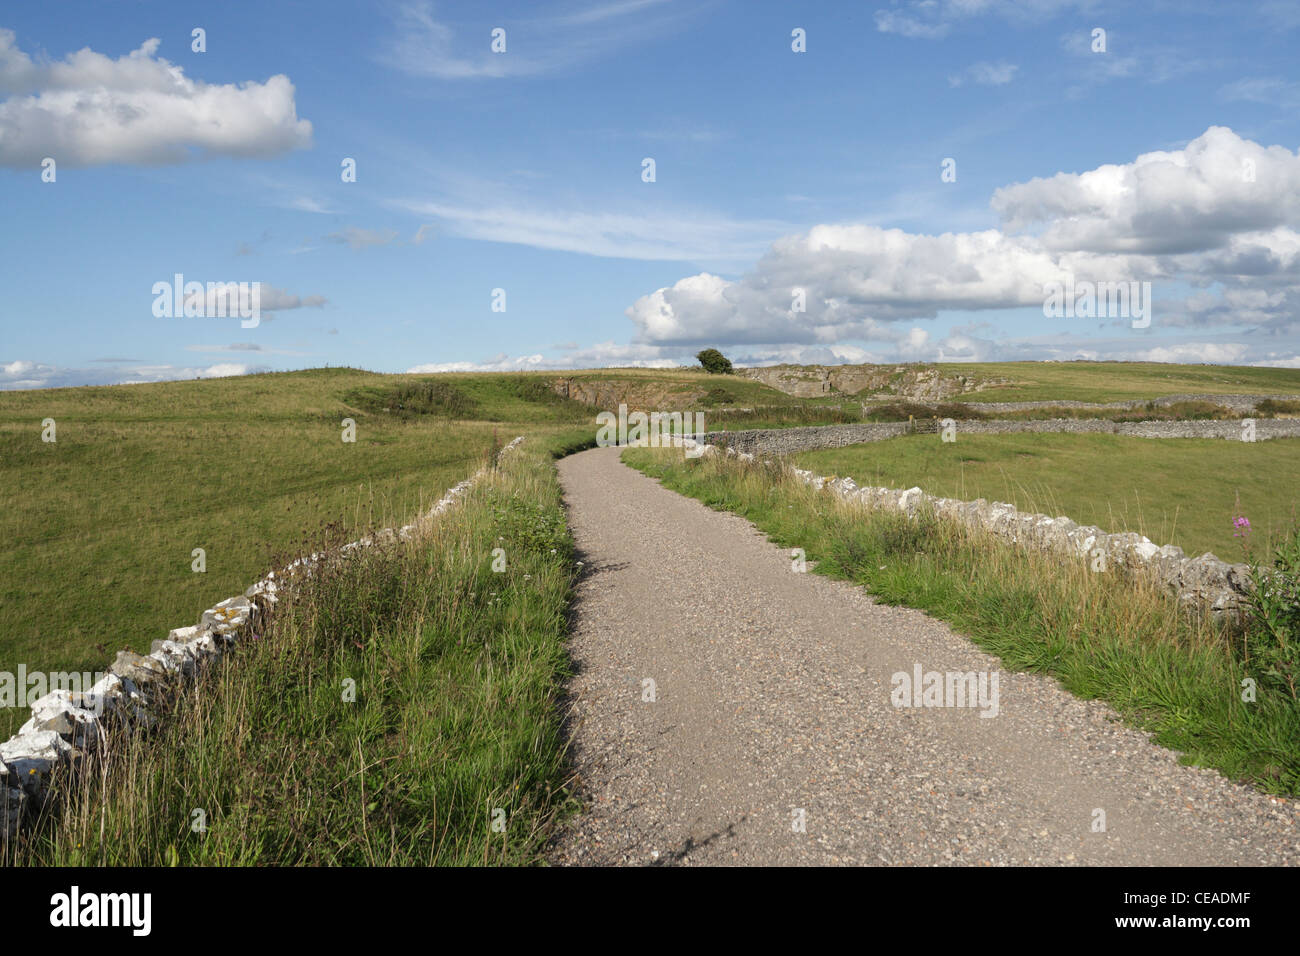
257, 286, 329, 312
876, 1, 1095, 40
626, 228, 1071, 346
393, 198, 792, 262
991, 126, 1300, 254
176, 284, 327, 320
384, 0, 684, 80
948, 61, 1018, 87
1134, 342, 1250, 365
0, 360, 269, 390
288, 197, 335, 215
1219, 76, 1300, 110
622, 126, 1300, 360
0, 30, 311, 167
407, 341, 681, 373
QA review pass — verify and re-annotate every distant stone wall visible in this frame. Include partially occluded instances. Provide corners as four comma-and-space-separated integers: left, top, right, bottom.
680, 438, 1256, 625
702, 422, 909, 455
701, 418, 1300, 455
0, 437, 526, 841
962, 393, 1297, 414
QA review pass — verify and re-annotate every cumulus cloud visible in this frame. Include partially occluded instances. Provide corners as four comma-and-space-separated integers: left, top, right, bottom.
624, 126, 1300, 361
257, 285, 329, 312
626, 228, 1072, 346
174, 283, 327, 321
0, 29, 312, 167
990, 126, 1300, 254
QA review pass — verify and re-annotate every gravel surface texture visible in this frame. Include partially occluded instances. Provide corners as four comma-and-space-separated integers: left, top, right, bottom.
547, 446, 1299, 866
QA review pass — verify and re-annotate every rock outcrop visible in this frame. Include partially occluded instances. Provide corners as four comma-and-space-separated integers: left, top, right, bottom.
737, 363, 1010, 400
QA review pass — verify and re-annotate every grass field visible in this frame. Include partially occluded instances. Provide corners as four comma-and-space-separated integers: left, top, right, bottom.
13, 441, 577, 865
792, 433, 1300, 559
0, 368, 595, 737
943, 361, 1300, 403
624, 446, 1300, 796
4, 359, 1299, 741
4, 359, 1300, 854
548, 361, 1300, 407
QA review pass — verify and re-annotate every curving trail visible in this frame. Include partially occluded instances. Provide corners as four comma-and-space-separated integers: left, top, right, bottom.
548, 446, 1299, 866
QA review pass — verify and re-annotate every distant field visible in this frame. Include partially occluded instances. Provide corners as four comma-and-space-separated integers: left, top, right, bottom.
942, 361, 1300, 403
422, 362, 1300, 412
0, 368, 593, 736
793, 433, 1300, 559
7, 359, 1300, 739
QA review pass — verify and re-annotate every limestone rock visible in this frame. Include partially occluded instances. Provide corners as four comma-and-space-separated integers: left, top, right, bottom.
0, 730, 74, 802
19, 691, 104, 750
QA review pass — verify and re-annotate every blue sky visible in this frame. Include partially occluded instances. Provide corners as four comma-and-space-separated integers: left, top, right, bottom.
3, 0, 1300, 389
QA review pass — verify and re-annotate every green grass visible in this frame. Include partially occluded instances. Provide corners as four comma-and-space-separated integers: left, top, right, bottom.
0, 368, 594, 737
792, 433, 1300, 559
703, 404, 866, 429
942, 361, 1300, 403
11, 441, 578, 865
623, 446, 1300, 796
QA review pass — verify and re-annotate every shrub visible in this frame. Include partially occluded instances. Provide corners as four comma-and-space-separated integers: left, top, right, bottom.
1243, 524, 1300, 701
1256, 399, 1300, 418
696, 349, 734, 375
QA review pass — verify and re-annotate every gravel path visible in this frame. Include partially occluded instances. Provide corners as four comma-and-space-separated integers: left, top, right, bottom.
548, 446, 1300, 866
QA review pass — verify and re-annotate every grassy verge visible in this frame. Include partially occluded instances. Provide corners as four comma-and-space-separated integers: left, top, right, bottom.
793, 433, 1300, 559
623, 446, 1300, 796
10, 440, 578, 866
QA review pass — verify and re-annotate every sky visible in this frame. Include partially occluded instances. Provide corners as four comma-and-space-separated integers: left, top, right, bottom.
2, 0, 1300, 389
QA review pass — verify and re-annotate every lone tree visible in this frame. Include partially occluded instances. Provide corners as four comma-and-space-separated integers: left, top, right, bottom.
696, 348, 734, 375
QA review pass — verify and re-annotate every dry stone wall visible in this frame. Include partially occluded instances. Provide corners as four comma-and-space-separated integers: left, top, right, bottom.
0, 437, 525, 840
700, 418, 1300, 456
962, 393, 1296, 414
679, 436, 1259, 628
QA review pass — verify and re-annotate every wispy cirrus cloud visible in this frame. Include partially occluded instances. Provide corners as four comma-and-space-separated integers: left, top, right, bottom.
948, 61, 1019, 87
1219, 76, 1300, 110
875, 0, 1097, 40
390, 196, 794, 262
382, 0, 690, 80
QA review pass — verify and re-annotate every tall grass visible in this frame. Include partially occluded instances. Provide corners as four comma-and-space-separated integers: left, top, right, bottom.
624, 446, 1300, 796
8, 443, 578, 866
